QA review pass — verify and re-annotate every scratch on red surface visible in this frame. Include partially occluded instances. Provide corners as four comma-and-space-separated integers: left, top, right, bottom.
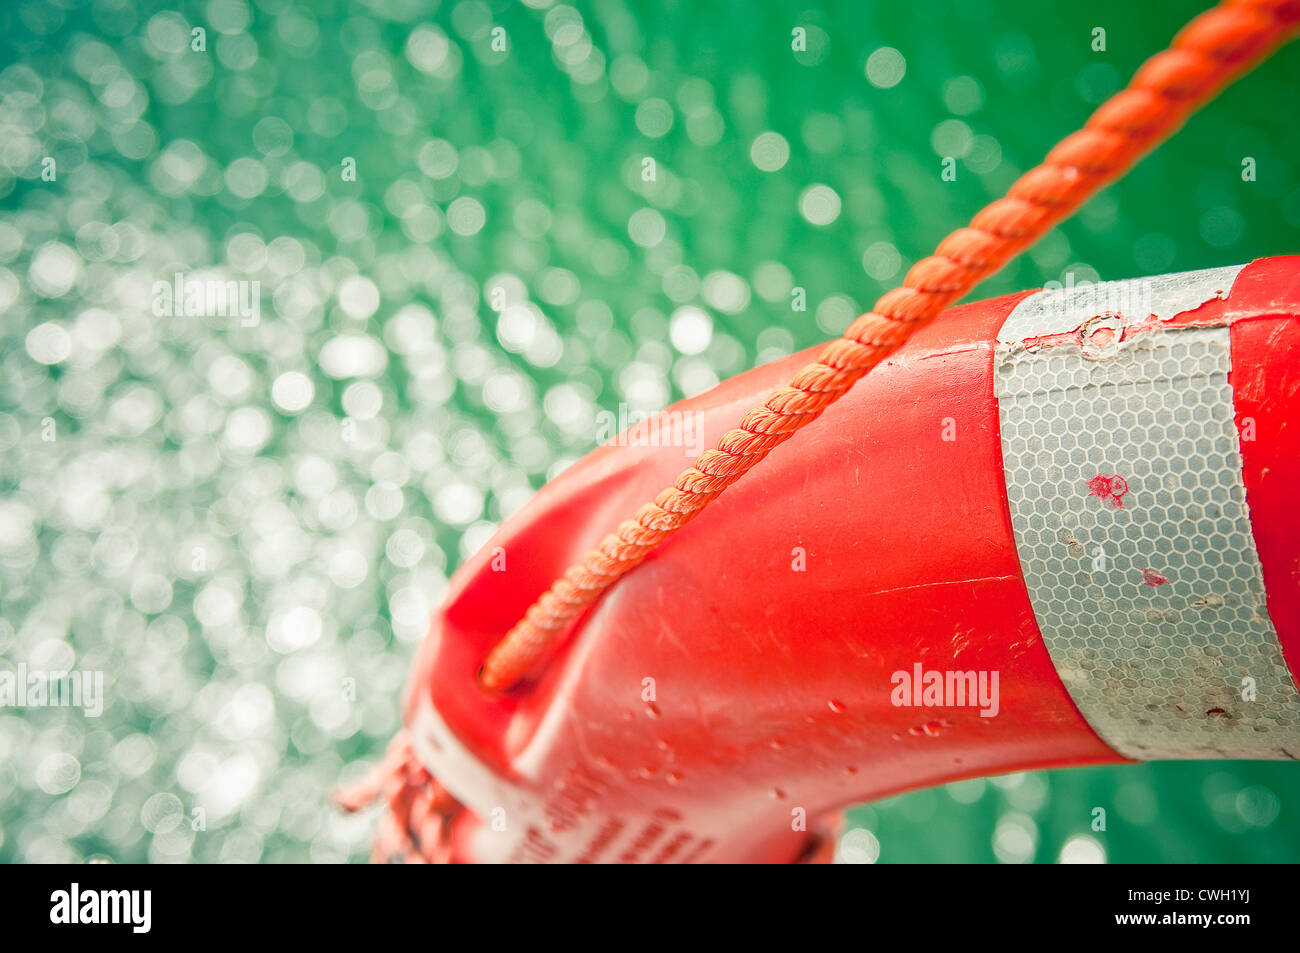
1020, 329, 1080, 351
1087, 474, 1129, 508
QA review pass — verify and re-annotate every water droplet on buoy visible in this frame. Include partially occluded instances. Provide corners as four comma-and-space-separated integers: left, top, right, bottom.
771, 788, 786, 800
909, 721, 947, 737
644, 702, 661, 719
666, 771, 682, 785
828, 699, 847, 713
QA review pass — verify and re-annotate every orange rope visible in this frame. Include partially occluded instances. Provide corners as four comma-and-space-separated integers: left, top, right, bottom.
481, 0, 1300, 692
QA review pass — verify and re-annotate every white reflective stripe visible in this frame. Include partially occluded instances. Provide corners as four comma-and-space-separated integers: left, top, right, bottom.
996, 267, 1300, 761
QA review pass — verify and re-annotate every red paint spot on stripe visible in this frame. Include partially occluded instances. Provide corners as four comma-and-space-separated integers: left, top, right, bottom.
1087, 474, 1128, 508
1140, 568, 1168, 587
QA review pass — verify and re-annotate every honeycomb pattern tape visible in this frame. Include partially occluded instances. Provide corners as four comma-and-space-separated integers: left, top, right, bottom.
996, 266, 1300, 761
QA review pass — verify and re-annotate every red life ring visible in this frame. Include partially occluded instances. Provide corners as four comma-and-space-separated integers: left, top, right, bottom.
344, 257, 1300, 863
